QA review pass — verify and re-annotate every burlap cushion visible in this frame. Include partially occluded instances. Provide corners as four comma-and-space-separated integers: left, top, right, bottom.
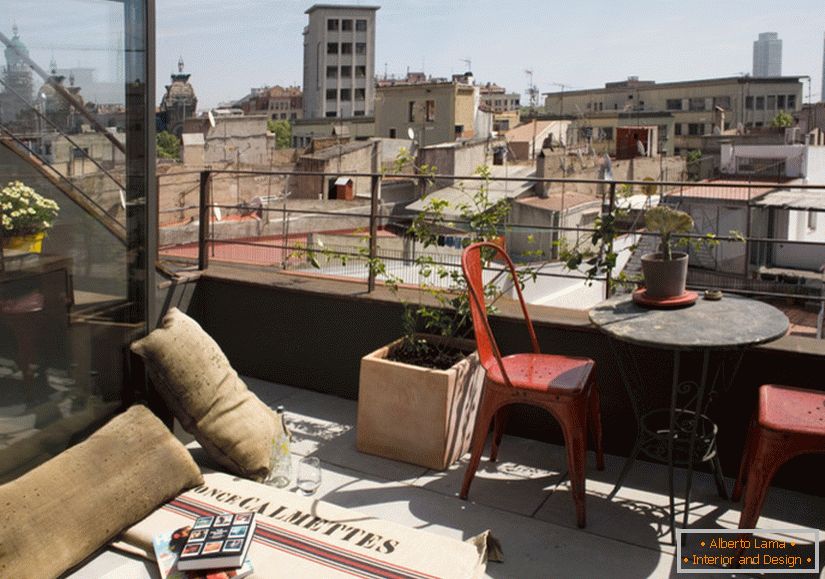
130, 308, 278, 481
0, 405, 203, 579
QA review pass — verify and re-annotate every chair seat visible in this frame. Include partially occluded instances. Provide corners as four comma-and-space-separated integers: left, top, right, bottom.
759, 384, 825, 437
486, 353, 594, 394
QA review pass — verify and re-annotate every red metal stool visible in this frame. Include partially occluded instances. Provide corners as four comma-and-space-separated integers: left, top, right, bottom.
460, 242, 604, 528
732, 384, 825, 529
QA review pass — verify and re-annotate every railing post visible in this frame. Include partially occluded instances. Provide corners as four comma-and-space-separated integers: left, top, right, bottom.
198, 170, 211, 271
367, 174, 381, 292
745, 179, 753, 278
605, 181, 617, 300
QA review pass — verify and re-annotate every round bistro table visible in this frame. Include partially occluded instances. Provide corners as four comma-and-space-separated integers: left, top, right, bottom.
589, 293, 788, 544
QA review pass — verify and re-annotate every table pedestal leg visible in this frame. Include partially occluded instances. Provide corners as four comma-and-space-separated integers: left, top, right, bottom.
667, 350, 681, 545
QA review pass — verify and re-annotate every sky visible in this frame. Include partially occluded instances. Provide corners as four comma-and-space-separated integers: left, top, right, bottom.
154, 0, 825, 110
3, 0, 824, 111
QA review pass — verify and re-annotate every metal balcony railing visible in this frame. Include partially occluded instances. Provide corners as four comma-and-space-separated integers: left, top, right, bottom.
155, 167, 825, 330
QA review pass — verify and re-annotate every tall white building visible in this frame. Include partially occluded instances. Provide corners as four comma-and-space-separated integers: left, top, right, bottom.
753, 32, 782, 77
302, 4, 379, 120
821, 32, 825, 103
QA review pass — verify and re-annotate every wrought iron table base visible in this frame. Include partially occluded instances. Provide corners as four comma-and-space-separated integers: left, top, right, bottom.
607, 345, 745, 545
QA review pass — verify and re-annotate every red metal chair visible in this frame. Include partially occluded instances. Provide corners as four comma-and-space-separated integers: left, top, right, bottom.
732, 384, 825, 529
460, 242, 604, 528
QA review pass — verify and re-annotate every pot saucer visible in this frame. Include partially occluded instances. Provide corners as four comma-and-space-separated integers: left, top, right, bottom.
632, 288, 698, 309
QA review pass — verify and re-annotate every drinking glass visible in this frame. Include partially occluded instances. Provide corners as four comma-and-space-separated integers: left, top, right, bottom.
297, 457, 322, 496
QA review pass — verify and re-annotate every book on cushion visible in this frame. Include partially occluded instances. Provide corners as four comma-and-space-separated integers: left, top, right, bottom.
154, 513, 255, 575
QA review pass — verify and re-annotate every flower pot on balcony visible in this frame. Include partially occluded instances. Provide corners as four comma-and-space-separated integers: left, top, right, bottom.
356, 335, 485, 470
2, 232, 45, 254
641, 251, 689, 298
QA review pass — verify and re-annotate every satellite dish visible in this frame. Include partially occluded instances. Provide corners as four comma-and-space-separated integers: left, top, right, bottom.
208, 110, 216, 128
213, 206, 222, 221
118, 189, 126, 209
407, 127, 415, 140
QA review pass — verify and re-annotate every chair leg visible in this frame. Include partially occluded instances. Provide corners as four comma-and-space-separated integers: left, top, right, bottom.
460, 391, 497, 500
557, 397, 589, 528
737, 431, 782, 530
588, 385, 605, 471
732, 416, 758, 502
489, 405, 511, 463
711, 453, 728, 500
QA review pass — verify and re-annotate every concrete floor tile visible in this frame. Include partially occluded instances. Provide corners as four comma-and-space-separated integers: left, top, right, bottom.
413, 436, 570, 517
315, 462, 677, 579
312, 429, 430, 482
535, 450, 825, 563
187, 378, 824, 578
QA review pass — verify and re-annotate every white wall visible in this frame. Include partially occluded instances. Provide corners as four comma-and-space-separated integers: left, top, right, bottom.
773, 208, 825, 270
803, 146, 825, 182
720, 143, 807, 177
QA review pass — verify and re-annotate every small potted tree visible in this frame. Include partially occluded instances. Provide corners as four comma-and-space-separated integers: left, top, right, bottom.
640, 205, 694, 298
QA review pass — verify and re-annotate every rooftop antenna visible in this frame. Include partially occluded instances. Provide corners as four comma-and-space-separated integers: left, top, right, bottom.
460, 58, 472, 72
525, 69, 538, 113
549, 81, 576, 117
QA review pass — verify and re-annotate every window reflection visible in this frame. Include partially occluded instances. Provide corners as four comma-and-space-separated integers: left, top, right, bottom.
0, 0, 149, 482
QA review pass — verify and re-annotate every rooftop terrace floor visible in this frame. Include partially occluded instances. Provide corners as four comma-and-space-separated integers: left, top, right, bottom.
72, 378, 825, 578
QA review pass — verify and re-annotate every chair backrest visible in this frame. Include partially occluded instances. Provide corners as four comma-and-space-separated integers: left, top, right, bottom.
461, 242, 540, 384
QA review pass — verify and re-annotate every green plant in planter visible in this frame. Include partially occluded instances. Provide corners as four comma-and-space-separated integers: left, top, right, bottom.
644, 205, 694, 259
388, 164, 527, 369
296, 159, 538, 370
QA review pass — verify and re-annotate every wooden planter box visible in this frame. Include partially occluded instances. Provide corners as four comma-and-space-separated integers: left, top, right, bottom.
356, 336, 485, 470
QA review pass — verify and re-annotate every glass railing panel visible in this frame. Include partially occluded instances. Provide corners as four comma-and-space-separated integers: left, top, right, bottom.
0, 0, 149, 482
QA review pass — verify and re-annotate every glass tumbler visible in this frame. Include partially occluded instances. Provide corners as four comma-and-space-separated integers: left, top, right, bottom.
297, 456, 322, 496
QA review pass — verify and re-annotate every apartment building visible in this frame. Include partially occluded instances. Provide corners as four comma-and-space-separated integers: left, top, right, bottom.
302, 4, 379, 120
374, 79, 480, 146
544, 76, 804, 153
235, 85, 303, 121
479, 83, 520, 113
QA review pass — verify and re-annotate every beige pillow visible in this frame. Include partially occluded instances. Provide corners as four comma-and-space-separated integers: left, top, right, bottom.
130, 308, 279, 481
0, 405, 203, 579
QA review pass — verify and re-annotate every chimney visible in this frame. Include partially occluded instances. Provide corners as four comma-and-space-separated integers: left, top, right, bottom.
535, 149, 549, 198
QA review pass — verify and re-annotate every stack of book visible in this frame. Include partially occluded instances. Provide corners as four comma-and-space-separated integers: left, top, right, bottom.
153, 512, 256, 578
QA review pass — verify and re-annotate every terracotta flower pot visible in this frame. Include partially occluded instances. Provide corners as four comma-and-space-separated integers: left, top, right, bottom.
357, 335, 485, 470
641, 252, 688, 298
2, 232, 45, 253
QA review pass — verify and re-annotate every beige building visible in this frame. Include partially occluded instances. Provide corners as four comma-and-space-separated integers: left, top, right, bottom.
479, 83, 520, 113
40, 130, 125, 176
544, 76, 803, 154
505, 120, 570, 160
235, 85, 303, 121
374, 80, 480, 146
293, 139, 379, 200
183, 114, 270, 166
291, 116, 375, 148
302, 4, 379, 119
